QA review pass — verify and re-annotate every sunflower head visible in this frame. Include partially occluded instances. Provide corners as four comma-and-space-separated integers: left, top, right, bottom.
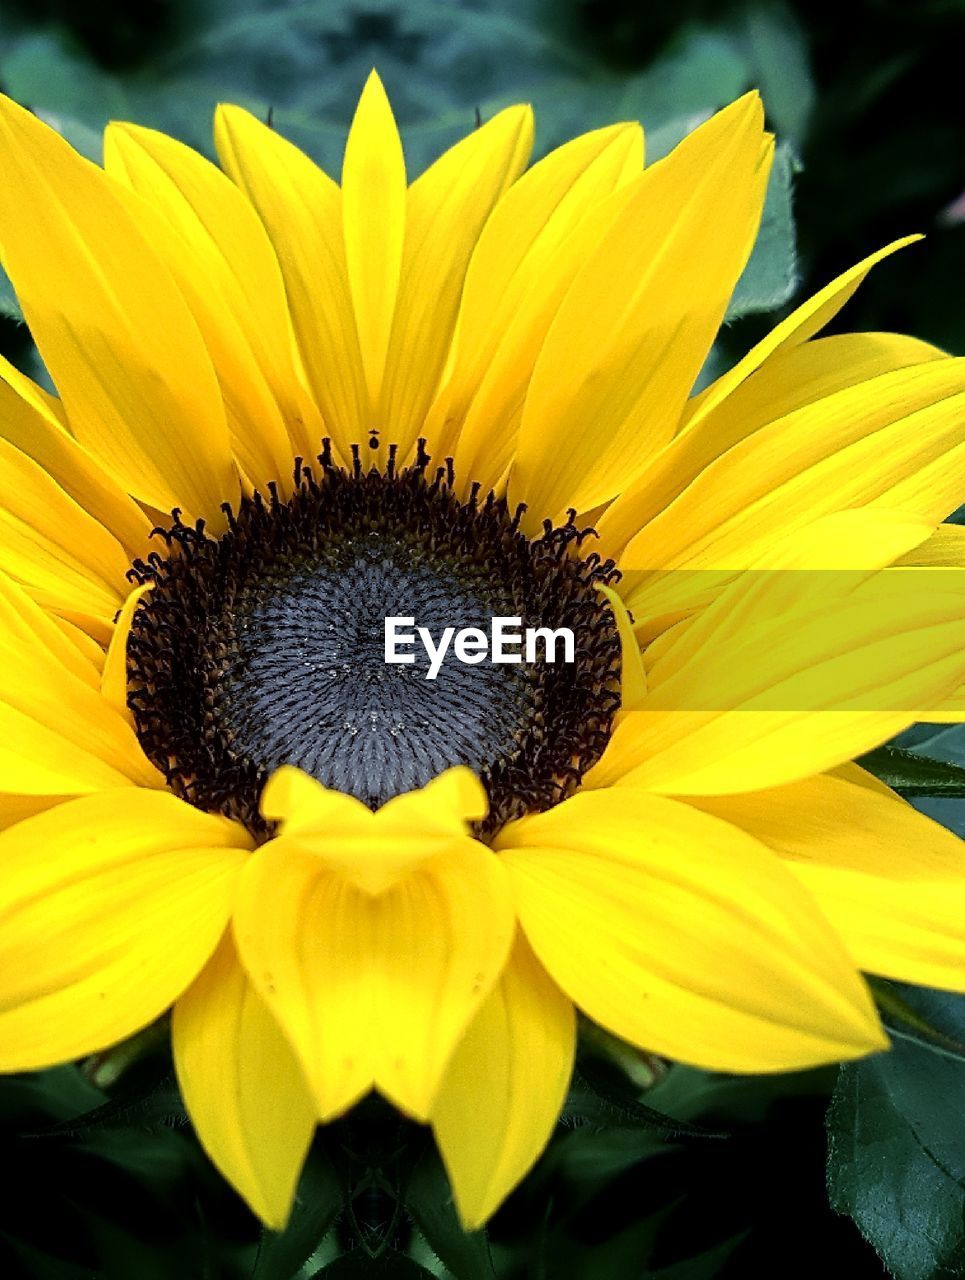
0, 68, 962, 1240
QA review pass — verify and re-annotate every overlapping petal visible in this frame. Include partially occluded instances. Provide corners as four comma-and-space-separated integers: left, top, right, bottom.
588, 566, 965, 795
690, 773, 965, 991
379, 103, 532, 461
432, 934, 575, 1229
495, 788, 886, 1071
215, 104, 367, 457
0, 352, 150, 557
173, 931, 316, 1230
0, 93, 236, 519
0, 790, 251, 1070
427, 120, 643, 487
0, 435, 131, 639
609, 355, 965, 620
509, 94, 770, 527
104, 121, 323, 486
0, 571, 161, 796
600, 329, 945, 562
235, 767, 515, 1121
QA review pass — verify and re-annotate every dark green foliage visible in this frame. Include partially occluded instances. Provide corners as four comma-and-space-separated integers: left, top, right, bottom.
829, 985, 965, 1280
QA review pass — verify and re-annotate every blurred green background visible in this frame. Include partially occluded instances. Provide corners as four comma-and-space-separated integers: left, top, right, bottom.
0, 2, 963, 1277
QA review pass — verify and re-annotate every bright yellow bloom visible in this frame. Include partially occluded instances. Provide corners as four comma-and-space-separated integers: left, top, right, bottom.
0, 72, 964, 1231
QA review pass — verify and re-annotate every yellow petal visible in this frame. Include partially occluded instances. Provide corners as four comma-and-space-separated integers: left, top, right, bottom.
691, 773, 965, 992
56, 617, 108, 673
601, 330, 946, 559
0, 434, 130, 638
509, 95, 770, 527
432, 934, 575, 1229
0, 793, 67, 832
627, 507, 937, 647
260, 762, 372, 834
0, 352, 150, 556
261, 764, 489, 892
342, 71, 406, 408
596, 583, 647, 709
234, 837, 515, 1122
0, 790, 251, 1070
0, 94, 235, 519
587, 568, 965, 795
101, 583, 151, 719
215, 104, 366, 460
379, 104, 532, 461
0, 569, 100, 688
685, 236, 922, 431
173, 931, 315, 1230
896, 521, 965, 567
495, 788, 885, 1071
0, 571, 161, 794
426, 121, 642, 486
104, 122, 322, 485
613, 355, 965, 583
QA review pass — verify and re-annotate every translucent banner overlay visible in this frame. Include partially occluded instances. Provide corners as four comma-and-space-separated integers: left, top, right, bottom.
617, 568, 965, 713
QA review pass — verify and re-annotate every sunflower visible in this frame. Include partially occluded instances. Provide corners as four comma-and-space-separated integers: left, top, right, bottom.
0, 70, 964, 1231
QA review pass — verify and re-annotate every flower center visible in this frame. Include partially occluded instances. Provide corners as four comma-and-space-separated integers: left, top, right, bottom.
126, 444, 622, 837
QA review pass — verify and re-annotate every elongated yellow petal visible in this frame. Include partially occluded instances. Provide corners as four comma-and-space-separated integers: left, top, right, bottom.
596, 583, 647, 709
0, 568, 100, 688
685, 236, 922, 431
495, 789, 885, 1071
588, 569, 965, 795
614, 357, 965, 583
101, 583, 150, 719
510, 95, 769, 527
689, 773, 965, 992
895, 525, 965, 719
0, 793, 66, 832
56, 617, 107, 674
342, 71, 406, 408
601, 331, 946, 558
632, 507, 936, 650
174, 931, 315, 1230
0, 790, 251, 1070
896, 521, 965, 566
0, 435, 129, 638
0, 572, 161, 794
380, 105, 532, 461
432, 934, 575, 1229
425, 121, 642, 485
0, 94, 235, 519
215, 104, 365, 459
927, 693, 965, 722
234, 838, 515, 1122
104, 122, 323, 485
0, 353, 150, 557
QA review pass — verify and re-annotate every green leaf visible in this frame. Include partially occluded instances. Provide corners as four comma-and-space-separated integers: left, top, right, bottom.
0, 269, 22, 323
898, 724, 965, 767
857, 745, 965, 796
405, 1150, 496, 1280
726, 140, 799, 320
828, 986, 965, 1279
738, 1, 814, 145
870, 978, 965, 1060
563, 1055, 726, 1139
